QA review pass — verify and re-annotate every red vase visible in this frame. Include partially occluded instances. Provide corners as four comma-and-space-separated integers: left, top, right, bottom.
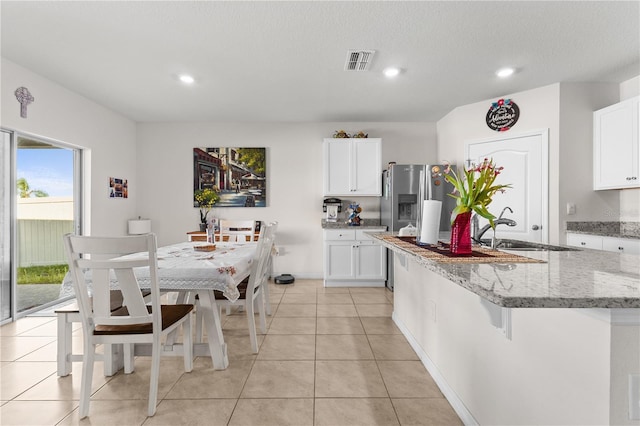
450, 211, 472, 255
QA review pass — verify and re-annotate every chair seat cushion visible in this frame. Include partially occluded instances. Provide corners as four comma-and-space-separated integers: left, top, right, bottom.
94, 304, 193, 335
55, 289, 152, 314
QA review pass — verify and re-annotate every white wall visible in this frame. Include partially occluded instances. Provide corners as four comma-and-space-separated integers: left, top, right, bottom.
436, 82, 624, 244
558, 83, 620, 225
1, 58, 138, 236
136, 122, 436, 278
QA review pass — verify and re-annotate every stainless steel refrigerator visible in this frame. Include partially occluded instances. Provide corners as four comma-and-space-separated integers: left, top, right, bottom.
380, 164, 457, 290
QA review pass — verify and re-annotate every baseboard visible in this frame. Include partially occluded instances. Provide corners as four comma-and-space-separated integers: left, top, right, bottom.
392, 311, 479, 426
324, 280, 385, 287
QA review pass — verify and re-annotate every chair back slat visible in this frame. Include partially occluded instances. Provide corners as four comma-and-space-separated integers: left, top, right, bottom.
245, 221, 277, 295
220, 220, 256, 242
63, 233, 160, 333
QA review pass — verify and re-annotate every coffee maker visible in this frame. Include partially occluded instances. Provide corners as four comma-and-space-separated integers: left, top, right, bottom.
323, 198, 342, 222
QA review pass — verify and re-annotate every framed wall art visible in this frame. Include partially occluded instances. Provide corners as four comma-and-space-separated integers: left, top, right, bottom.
109, 177, 128, 198
193, 147, 266, 207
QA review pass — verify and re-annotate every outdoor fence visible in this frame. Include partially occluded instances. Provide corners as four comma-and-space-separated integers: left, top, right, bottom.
17, 220, 74, 267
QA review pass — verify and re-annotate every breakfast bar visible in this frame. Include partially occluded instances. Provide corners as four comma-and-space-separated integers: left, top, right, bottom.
369, 232, 640, 426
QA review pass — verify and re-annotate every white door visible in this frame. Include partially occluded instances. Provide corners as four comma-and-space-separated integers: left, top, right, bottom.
466, 129, 548, 243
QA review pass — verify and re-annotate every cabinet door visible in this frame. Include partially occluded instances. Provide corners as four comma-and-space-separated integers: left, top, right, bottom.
324, 241, 355, 279
323, 139, 352, 195
602, 237, 640, 255
594, 97, 639, 190
566, 233, 603, 250
352, 139, 382, 195
323, 138, 382, 196
354, 242, 386, 280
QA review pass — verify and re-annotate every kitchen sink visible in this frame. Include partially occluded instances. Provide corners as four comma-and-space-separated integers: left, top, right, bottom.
479, 239, 579, 251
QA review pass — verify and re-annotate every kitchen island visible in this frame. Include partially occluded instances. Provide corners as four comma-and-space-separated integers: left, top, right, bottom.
370, 232, 640, 426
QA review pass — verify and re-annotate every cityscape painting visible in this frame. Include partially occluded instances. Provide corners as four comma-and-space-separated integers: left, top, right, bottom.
193, 147, 266, 207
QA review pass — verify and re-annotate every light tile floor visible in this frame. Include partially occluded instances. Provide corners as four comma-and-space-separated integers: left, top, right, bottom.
0, 279, 462, 425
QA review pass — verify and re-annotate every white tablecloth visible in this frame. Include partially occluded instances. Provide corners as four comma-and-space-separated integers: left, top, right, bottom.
59, 241, 257, 302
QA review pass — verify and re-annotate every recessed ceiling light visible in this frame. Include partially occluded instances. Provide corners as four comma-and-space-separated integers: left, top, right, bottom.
179, 74, 195, 84
496, 68, 515, 78
383, 67, 400, 78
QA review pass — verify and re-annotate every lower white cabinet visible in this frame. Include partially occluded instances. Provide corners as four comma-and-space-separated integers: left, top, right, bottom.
566, 233, 604, 250
602, 236, 640, 255
323, 228, 386, 287
566, 232, 640, 255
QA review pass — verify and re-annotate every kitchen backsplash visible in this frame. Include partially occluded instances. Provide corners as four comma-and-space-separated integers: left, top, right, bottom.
566, 221, 640, 238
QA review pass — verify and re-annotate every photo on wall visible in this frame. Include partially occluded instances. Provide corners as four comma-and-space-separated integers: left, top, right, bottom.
109, 177, 128, 198
193, 147, 266, 207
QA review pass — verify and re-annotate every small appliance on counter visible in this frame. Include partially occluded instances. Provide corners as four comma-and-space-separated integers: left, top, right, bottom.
323, 198, 342, 222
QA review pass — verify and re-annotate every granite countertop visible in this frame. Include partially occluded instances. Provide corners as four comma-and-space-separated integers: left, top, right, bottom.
369, 232, 640, 309
566, 221, 640, 239
321, 219, 385, 229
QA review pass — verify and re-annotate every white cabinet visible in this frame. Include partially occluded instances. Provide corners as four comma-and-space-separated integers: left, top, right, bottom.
566, 232, 640, 255
323, 138, 382, 196
602, 236, 640, 255
323, 228, 386, 287
566, 233, 603, 250
593, 96, 639, 190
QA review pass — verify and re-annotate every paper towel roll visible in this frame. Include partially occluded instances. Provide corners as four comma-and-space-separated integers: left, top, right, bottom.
128, 219, 151, 235
418, 200, 442, 245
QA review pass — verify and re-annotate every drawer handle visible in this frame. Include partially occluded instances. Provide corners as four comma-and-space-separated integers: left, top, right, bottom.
618, 246, 624, 251
581, 242, 586, 246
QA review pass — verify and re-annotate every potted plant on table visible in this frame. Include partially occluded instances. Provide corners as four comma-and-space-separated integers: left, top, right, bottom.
194, 188, 219, 232
443, 158, 511, 255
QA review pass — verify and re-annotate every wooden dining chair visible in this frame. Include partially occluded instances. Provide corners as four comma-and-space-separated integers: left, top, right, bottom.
219, 219, 256, 242
63, 233, 194, 418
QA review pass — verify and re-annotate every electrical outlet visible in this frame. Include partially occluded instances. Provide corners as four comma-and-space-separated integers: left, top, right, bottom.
567, 203, 576, 215
630, 374, 640, 420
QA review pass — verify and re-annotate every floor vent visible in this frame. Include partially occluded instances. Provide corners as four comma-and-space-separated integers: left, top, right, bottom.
345, 50, 375, 71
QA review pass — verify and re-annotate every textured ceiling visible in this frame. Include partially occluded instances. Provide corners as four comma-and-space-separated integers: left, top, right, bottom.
1, 1, 639, 123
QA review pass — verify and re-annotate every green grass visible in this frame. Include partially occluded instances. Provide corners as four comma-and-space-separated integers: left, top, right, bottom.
17, 264, 68, 285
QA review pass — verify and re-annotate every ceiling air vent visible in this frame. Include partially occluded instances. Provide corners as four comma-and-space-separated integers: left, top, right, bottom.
345, 50, 375, 71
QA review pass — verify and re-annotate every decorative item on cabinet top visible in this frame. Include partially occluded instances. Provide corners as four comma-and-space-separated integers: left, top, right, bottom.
332, 130, 368, 138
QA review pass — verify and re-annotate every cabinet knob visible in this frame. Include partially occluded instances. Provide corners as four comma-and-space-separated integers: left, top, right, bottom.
531, 225, 540, 230
618, 246, 624, 251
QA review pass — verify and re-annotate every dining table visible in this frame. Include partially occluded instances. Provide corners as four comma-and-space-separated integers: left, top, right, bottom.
59, 240, 257, 371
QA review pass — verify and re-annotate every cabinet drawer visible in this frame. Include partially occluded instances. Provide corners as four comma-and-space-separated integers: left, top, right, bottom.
566, 233, 603, 250
324, 229, 356, 241
602, 237, 640, 255
355, 228, 385, 241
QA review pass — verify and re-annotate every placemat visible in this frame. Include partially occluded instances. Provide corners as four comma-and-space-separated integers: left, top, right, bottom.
382, 235, 545, 264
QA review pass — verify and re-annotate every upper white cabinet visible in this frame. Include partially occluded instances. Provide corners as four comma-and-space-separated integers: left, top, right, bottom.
323, 138, 382, 196
593, 96, 639, 190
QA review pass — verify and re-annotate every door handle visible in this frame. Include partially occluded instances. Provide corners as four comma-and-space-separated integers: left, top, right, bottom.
531, 225, 540, 230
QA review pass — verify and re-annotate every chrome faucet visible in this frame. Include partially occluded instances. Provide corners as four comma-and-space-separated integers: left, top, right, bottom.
473, 207, 517, 248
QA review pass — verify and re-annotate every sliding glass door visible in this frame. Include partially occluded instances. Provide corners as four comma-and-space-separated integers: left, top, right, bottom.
1, 131, 11, 322
1, 129, 82, 321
